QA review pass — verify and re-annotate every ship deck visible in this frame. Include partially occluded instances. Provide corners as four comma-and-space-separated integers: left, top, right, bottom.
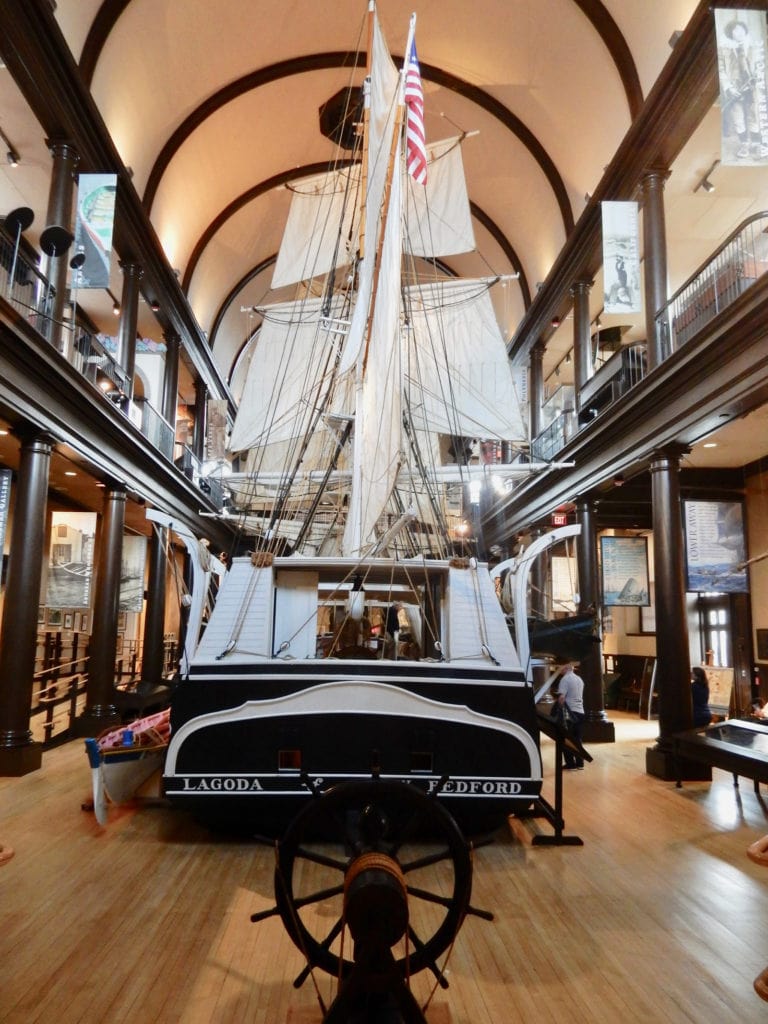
1, 712, 767, 1023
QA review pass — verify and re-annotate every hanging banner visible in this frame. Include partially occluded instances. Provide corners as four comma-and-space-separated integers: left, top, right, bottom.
73, 173, 117, 288
600, 536, 650, 606
119, 534, 147, 612
684, 499, 748, 592
715, 8, 768, 166
45, 511, 97, 608
601, 201, 641, 314
206, 398, 228, 462
0, 468, 11, 562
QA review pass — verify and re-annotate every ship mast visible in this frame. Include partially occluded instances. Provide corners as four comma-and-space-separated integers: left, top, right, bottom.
345, 10, 415, 555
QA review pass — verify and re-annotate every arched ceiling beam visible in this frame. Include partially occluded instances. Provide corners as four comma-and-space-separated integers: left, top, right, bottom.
573, 0, 643, 119
137, 52, 574, 234
182, 160, 357, 292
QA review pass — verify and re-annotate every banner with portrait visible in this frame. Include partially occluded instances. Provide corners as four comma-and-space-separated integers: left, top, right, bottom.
73, 173, 118, 288
715, 8, 768, 167
601, 201, 641, 314
684, 499, 748, 592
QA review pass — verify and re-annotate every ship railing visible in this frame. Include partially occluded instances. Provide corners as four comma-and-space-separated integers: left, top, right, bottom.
656, 211, 768, 356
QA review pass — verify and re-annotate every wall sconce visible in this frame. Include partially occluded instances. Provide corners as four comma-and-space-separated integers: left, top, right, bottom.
694, 159, 720, 194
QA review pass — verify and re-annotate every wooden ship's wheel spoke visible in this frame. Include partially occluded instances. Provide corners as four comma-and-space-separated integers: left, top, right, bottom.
252, 777, 491, 1022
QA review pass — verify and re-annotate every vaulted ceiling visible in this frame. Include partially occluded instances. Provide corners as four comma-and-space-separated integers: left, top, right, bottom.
1, 0, 767, 455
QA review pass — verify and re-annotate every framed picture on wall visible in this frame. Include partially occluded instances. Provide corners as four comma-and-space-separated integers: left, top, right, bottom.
47, 608, 62, 626
80, 613, 89, 632
63, 613, 73, 630
600, 536, 650, 606
117, 611, 127, 632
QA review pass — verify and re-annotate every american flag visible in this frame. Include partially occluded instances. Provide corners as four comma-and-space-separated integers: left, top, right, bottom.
404, 39, 427, 185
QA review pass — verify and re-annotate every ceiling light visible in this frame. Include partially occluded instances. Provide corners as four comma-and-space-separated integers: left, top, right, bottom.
64, 471, 76, 477
150, 300, 160, 312
703, 442, 717, 448
112, 301, 120, 316
6, 149, 19, 167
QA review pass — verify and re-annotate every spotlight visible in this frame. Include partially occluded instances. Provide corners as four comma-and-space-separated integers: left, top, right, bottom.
6, 150, 19, 167
694, 159, 719, 194
565, 351, 572, 364
112, 301, 121, 316
150, 300, 160, 312
551, 316, 561, 328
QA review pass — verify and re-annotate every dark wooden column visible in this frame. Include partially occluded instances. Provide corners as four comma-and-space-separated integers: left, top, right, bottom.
571, 280, 592, 412
646, 446, 708, 780
43, 140, 78, 353
162, 329, 181, 428
117, 261, 143, 401
75, 484, 125, 734
141, 526, 167, 687
641, 169, 669, 371
192, 380, 208, 462
529, 341, 545, 442
0, 430, 53, 775
577, 499, 614, 742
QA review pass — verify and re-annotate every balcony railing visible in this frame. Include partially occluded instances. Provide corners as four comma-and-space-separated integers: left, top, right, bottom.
0, 228, 208, 496
657, 211, 768, 356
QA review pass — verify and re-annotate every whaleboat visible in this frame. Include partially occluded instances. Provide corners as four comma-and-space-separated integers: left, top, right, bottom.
156, 4, 564, 837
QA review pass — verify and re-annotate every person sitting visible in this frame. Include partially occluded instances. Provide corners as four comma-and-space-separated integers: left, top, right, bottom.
691, 666, 713, 728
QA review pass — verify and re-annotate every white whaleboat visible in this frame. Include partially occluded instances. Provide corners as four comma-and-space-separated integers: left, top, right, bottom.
157, 4, 558, 836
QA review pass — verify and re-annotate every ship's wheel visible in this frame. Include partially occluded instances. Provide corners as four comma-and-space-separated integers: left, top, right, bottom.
252, 777, 492, 1023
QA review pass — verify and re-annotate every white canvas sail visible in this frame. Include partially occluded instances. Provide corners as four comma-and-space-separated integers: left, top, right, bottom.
342, 142, 404, 556
271, 167, 360, 289
272, 136, 474, 292
228, 294, 348, 452
405, 137, 475, 257
405, 279, 527, 440
338, 13, 400, 378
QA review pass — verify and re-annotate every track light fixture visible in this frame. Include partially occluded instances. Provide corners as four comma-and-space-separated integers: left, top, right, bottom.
0, 126, 20, 167
694, 159, 720, 194
112, 301, 121, 316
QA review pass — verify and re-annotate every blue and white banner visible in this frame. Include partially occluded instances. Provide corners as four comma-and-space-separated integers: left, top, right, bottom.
684, 499, 748, 593
715, 8, 768, 166
73, 173, 117, 288
601, 201, 641, 314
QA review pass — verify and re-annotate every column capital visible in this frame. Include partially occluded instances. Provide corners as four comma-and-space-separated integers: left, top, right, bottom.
649, 443, 690, 471
44, 138, 79, 165
640, 167, 671, 190
11, 425, 56, 449
569, 278, 593, 298
118, 260, 144, 279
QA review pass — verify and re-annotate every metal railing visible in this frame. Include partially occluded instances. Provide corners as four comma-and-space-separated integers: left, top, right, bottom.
657, 211, 768, 356
1, 227, 202, 488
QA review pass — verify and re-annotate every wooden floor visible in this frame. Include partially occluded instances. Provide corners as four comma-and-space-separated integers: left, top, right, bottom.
1, 713, 768, 1023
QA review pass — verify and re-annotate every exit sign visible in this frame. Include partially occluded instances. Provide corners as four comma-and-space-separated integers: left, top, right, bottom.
551, 512, 568, 526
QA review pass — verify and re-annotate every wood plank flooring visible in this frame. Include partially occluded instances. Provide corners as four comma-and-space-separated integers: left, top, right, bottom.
1, 713, 768, 1023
